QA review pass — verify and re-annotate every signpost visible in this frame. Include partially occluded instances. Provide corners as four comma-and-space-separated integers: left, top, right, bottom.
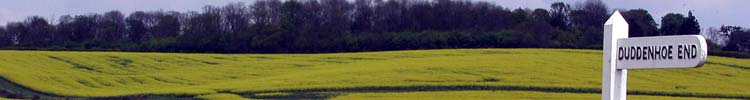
602, 11, 708, 100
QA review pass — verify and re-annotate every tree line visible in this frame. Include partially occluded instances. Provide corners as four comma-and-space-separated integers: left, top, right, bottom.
705, 25, 750, 53
0, 0, 717, 53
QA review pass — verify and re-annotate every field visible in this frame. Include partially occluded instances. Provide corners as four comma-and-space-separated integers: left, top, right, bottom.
0, 49, 748, 99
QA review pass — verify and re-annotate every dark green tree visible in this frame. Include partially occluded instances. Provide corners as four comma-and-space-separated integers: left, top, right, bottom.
550, 2, 570, 30
222, 2, 250, 34
679, 11, 700, 35
570, 0, 608, 48
530, 8, 554, 47
251, 0, 282, 26
0, 27, 8, 47
54, 15, 75, 46
721, 26, 746, 51
126, 11, 149, 42
4, 22, 26, 46
351, 0, 374, 33
177, 6, 223, 52
727, 30, 750, 52
20, 16, 53, 47
622, 9, 659, 37
98, 11, 127, 43
279, 0, 304, 52
372, 0, 407, 33
152, 11, 182, 38
510, 8, 530, 26
71, 14, 98, 43
660, 13, 685, 35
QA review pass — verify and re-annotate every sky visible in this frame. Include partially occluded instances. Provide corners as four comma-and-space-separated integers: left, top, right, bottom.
1, 0, 749, 31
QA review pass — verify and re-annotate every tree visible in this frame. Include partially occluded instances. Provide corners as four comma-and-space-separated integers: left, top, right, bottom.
351, 0, 374, 33
280, 0, 304, 33
0, 27, 8, 47
98, 11, 127, 42
249, 0, 284, 53
510, 8, 530, 26
660, 13, 685, 35
622, 9, 659, 37
530, 8, 554, 47
704, 27, 730, 51
321, 0, 352, 34
726, 30, 750, 52
152, 11, 182, 38
299, 0, 323, 37
407, 1, 426, 31
373, 0, 408, 33
720, 25, 743, 34
279, 0, 305, 52
720, 25, 746, 51
475, 2, 510, 31
71, 14, 98, 43
178, 6, 224, 52
679, 11, 700, 35
251, 0, 282, 26
222, 2, 250, 34
532, 9, 550, 23
550, 2, 571, 30
548, 2, 579, 48
54, 15, 75, 46
19, 16, 53, 47
507, 8, 532, 47
4, 22, 27, 46
570, 0, 608, 48
126, 11, 149, 42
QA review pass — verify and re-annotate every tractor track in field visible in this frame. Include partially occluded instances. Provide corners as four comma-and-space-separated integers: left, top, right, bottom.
0, 75, 70, 99
229, 85, 750, 99
0, 76, 195, 100
2, 76, 750, 100
705, 61, 750, 70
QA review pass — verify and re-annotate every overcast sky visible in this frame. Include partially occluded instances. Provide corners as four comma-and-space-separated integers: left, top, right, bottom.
1, 0, 749, 31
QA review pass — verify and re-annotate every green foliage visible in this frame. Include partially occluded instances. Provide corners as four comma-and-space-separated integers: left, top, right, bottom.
0, 0, 721, 54
0, 27, 8, 47
0, 0, 630, 53
680, 11, 701, 35
726, 29, 750, 52
660, 13, 686, 35
622, 9, 659, 37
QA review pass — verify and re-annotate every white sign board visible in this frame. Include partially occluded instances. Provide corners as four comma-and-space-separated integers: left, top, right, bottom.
616, 35, 707, 69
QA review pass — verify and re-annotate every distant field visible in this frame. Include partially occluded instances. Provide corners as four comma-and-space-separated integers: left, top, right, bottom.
0, 49, 747, 99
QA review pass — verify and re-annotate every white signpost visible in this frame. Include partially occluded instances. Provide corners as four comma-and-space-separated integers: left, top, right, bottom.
602, 11, 707, 100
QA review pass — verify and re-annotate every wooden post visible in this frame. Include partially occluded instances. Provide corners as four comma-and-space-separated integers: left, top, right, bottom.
603, 10, 628, 100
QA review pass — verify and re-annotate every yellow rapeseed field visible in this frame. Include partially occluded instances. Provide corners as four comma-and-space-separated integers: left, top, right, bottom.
0, 49, 747, 99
